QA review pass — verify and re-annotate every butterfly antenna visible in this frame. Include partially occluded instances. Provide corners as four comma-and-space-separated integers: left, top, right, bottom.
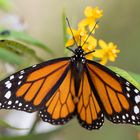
79, 35, 82, 46
66, 47, 75, 54
82, 21, 99, 47
66, 17, 78, 47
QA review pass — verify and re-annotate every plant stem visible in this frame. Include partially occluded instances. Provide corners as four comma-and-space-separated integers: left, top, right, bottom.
28, 113, 40, 134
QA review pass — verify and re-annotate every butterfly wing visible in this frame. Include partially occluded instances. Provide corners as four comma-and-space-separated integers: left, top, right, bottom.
77, 70, 104, 130
39, 68, 76, 125
86, 60, 140, 125
0, 57, 71, 113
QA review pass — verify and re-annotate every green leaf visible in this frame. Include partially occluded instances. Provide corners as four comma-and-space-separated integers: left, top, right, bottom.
0, 30, 54, 54
0, 133, 46, 140
108, 66, 140, 90
128, 72, 140, 84
0, 39, 43, 62
62, 11, 68, 45
0, 128, 61, 140
0, 47, 23, 65
0, 0, 12, 11
0, 119, 28, 130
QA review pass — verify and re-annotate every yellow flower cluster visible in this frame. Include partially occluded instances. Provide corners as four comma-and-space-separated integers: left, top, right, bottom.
65, 6, 120, 65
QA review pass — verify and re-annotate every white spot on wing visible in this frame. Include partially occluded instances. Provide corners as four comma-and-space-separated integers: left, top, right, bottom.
15, 100, 19, 104
20, 70, 25, 74
127, 93, 130, 98
10, 75, 14, 80
126, 87, 130, 91
126, 82, 130, 86
116, 74, 120, 77
32, 64, 37, 68
131, 115, 135, 120
126, 114, 129, 117
19, 103, 22, 106
135, 95, 140, 104
8, 101, 12, 105
18, 81, 22, 85
6, 83, 12, 89
134, 106, 139, 114
5, 81, 10, 85
122, 115, 125, 119
134, 89, 139, 94
5, 91, 11, 99
19, 75, 23, 79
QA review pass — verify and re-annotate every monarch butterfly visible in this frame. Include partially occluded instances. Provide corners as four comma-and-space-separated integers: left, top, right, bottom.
0, 21, 140, 131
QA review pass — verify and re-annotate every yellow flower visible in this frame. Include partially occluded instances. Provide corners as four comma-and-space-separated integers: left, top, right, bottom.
65, 6, 119, 66
94, 40, 120, 65
82, 36, 97, 59
84, 6, 103, 19
78, 6, 103, 30
66, 27, 97, 51
65, 27, 87, 47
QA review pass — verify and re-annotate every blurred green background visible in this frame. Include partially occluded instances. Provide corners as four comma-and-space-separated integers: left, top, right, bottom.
0, 0, 140, 140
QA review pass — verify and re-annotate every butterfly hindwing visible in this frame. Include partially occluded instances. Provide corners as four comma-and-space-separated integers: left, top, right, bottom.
77, 70, 104, 130
87, 60, 140, 125
39, 69, 76, 125
0, 57, 71, 113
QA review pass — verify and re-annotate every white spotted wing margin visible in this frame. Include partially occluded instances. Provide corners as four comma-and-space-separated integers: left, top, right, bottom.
113, 77, 140, 125
0, 68, 37, 112
87, 60, 140, 125
0, 57, 70, 113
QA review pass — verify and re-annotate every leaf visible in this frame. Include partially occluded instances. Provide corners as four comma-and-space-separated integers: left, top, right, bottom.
128, 72, 140, 84
108, 66, 140, 90
0, 47, 23, 65
0, 133, 45, 140
62, 11, 68, 45
0, 30, 54, 54
0, 39, 43, 62
0, 127, 62, 140
0, 119, 28, 130
0, 0, 12, 11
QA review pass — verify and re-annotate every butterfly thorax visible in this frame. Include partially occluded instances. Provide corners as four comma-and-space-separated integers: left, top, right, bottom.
71, 46, 86, 95
71, 46, 86, 73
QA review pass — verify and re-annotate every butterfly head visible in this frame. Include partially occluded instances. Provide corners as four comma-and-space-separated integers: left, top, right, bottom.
70, 46, 86, 64
74, 46, 84, 56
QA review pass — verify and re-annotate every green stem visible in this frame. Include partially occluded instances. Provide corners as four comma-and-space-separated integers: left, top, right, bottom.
28, 113, 40, 134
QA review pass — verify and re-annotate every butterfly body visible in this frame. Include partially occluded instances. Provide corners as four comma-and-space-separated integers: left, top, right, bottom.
0, 44, 140, 130
71, 46, 86, 95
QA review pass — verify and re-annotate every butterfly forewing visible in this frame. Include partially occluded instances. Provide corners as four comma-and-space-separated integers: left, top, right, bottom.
87, 60, 140, 125
0, 58, 71, 112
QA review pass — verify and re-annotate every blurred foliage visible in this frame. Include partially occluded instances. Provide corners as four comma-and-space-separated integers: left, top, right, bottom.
0, 129, 61, 140
0, 0, 12, 11
0, 47, 23, 65
0, 31, 53, 67
0, 30, 53, 55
